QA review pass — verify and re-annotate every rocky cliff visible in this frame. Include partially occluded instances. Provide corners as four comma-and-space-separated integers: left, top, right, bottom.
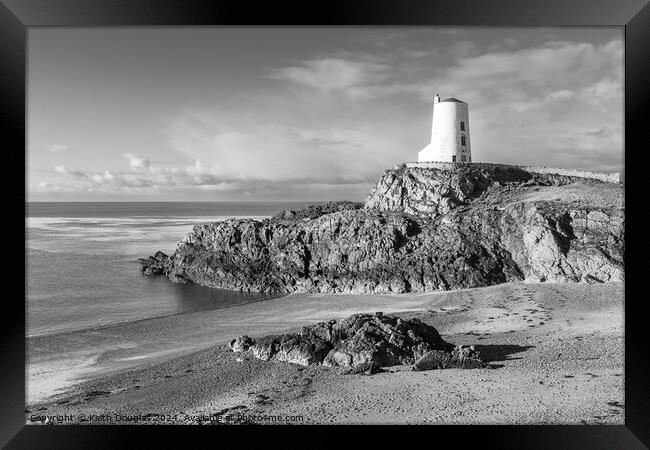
140, 164, 624, 293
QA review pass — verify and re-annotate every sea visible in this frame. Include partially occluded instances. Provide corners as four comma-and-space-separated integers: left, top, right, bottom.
26, 202, 314, 337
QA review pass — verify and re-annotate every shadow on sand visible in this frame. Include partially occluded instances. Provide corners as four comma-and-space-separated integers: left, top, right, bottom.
474, 344, 535, 368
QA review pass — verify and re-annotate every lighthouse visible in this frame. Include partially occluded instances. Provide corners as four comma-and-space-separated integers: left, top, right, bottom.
417, 94, 472, 163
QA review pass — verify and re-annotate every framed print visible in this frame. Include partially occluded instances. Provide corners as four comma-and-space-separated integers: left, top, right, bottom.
3, 0, 649, 447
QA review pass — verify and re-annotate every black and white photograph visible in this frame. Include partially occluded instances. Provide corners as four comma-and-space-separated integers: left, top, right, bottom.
24, 25, 626, 426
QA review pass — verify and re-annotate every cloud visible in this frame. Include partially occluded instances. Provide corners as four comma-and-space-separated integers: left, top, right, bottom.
435, 40, 622, 105
269, 58, 390, 93
579, 78, 621, 109
54, 165, 117, 182
48, 144, 69, 152
163, 108, 406, 186
38, 102, 415, 198
122, 153, 151, 170
449, 40, 478, 58
54, 165, 87, 177
268, 39, 622, 108
583, 126, 620, 138
44, 149, 377, 196
545, 90, 576, 102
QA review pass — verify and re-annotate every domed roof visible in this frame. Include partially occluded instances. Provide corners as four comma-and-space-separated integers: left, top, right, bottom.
439, 97, 466, 103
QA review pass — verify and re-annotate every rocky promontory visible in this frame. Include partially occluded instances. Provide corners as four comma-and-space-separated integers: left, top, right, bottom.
140, 163, 624, 293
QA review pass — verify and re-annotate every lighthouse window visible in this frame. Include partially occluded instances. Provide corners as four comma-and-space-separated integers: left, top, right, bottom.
460, 121, 465, 131
461, 155, 467, 162
452, 156, 456, 162
461, 136, 466, 145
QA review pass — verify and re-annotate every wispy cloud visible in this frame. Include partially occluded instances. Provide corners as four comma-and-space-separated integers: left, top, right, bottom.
434, 40, 622, 106
268, 39, 622, 108
268, 58, 391, 94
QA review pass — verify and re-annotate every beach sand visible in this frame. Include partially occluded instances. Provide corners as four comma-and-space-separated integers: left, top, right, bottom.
26, 282, 624, 425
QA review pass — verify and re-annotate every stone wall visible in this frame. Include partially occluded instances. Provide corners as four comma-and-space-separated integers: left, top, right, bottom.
398, 161, 621, 184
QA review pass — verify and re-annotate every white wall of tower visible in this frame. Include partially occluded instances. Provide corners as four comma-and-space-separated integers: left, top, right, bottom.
418, 99, 471, 163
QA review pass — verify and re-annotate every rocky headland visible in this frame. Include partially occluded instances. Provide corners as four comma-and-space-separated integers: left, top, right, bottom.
140, 163, 624, 294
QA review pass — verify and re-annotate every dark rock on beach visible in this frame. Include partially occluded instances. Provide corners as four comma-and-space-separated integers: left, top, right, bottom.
228, 312, 483, 372
229, 335, 255, 353
413, 345, 485, 371
140, 164, 624, 293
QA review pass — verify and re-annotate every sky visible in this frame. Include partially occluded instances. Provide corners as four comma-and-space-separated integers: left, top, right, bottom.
27, 27, 624, 202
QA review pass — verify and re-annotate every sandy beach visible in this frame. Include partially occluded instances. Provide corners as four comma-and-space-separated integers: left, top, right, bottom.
26, 281, 623, 425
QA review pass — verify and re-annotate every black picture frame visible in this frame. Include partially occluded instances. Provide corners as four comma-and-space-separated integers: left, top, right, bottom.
4, 0, 649, 447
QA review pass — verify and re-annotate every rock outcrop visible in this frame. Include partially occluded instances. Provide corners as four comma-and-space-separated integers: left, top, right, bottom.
273, 201, 363, 220
365, 163, 583, 217
138, 251, 170, 277
413, 345, 484, 371
141, 164, 624, 293
229, 312, 484, 371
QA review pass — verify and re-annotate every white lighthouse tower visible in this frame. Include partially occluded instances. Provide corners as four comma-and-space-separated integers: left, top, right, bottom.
417, 94, 472, 163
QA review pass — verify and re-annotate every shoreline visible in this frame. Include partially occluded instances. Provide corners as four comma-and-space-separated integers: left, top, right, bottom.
27, 288, 446, 404
27, 281, 624, 424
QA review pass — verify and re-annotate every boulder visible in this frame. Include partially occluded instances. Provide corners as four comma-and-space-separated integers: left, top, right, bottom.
274, 333, 333, 366
229, 335, 255, 353
412, 350, 453, 370
413, 345, 485, 371
323, 314, 452, 368
232, 312, 482, 373
250, 335, 282, 361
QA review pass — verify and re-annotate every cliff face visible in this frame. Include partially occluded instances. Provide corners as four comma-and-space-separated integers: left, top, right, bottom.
141, 164, 624, 293
365, 164, 623, 284
365, 164, 580, 217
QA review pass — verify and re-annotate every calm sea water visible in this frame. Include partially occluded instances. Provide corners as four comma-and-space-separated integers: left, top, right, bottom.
26, 202, 315, 337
